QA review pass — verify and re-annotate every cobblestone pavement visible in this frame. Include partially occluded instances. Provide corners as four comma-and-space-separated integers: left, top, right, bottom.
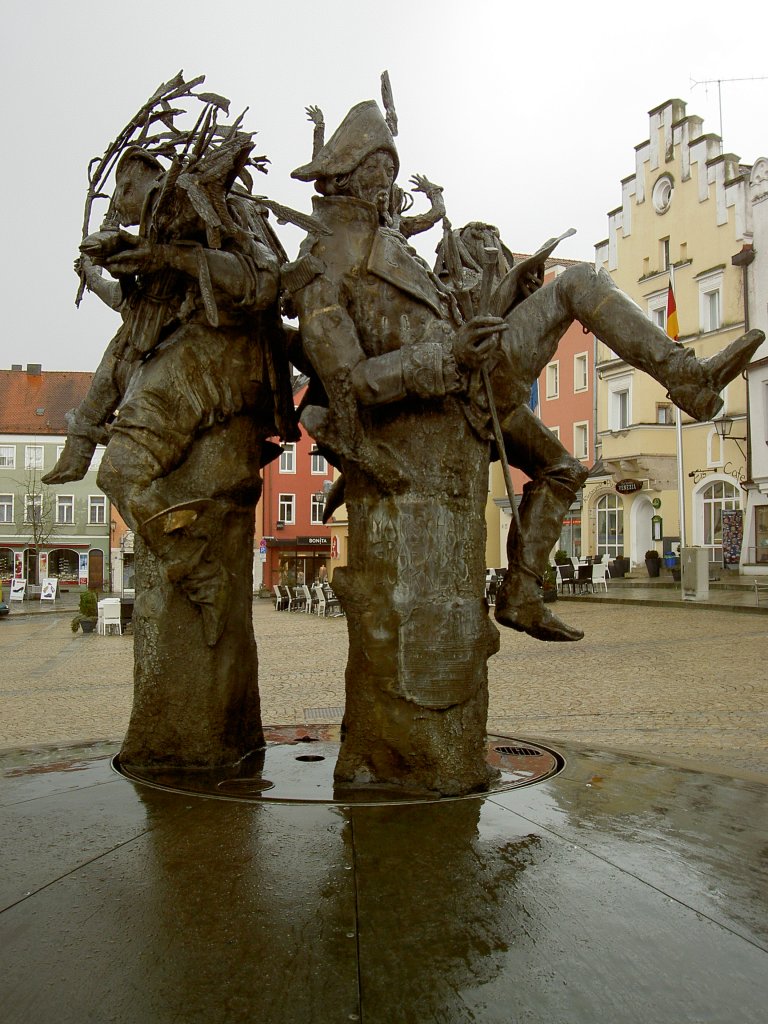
1, 598, 766, 779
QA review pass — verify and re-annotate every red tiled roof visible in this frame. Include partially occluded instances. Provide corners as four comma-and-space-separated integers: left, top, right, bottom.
0, 368, 93, 434
509, 252, 586, 270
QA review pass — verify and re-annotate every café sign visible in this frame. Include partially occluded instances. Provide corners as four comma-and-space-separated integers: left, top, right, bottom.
615, 479, 643, 495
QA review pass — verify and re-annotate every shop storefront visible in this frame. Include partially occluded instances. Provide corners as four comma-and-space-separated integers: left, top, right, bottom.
264, 535, 331, 588
0, 543, 108, 590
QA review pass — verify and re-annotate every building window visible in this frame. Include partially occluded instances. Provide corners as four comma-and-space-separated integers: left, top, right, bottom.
278, 493, 295, 525
596, 493, 624, 558
88, 495, 107, 525
608, 374, 632, 430
573, 353, 588, 392
310, 493, 325, 525
0, 446, 15, 469
702, 290, 721, 332
279, 443, 296, 473
310, 445, 328, 475
573, 422, 589, 460
48, 548, 80, 584
25, 445, 43, 470
545, 361, 559, 399
56, 495, 74, 525
647, 290, 668, 332
0, 547, 13, 578
697, 270, 724, 333
755, 506, 768, 564
660, 237, 670, 270
707, 427, 724, 468
0, 494, 13, 523
25, 494, 42, 524
652, 177, 673, 215
89, 448, 105, 472
700, 480, 740, 563
656, 403, 673, 424
549, 425, 560, 440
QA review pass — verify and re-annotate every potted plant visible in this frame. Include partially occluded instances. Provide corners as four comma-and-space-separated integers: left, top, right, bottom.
541, 564, 558, 603
644, 549, 661, 578
611, 554, 630, 578
553, 550, 570, 566
71, 589, 98, 634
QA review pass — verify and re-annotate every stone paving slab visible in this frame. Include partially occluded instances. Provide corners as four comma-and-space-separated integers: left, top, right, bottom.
1, 598, 766, 781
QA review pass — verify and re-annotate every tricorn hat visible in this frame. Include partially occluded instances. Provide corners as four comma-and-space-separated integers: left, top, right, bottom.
292, 100, 399, 182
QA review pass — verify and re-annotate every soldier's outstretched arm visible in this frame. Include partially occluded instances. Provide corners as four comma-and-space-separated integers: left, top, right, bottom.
399, 175, 446, 239
297, 273, 504, 406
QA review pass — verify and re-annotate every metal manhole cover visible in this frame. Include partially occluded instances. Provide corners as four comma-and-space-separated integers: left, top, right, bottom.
304, 706, 344, 724
494, 746, 540, 756
217, 778, 274, 794
113, 731, 563, 804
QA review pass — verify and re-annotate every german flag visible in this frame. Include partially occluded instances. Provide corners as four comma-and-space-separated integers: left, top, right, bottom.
666, 282, 679, 341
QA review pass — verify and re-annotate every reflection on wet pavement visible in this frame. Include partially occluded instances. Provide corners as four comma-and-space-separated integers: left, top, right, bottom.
1, 741, 766, 1022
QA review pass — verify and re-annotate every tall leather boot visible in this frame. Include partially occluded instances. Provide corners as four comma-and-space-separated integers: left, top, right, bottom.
495, 466, 587, 642
141, 501, 230, 647
42, 411, 106, 484
572, 266, 764, 421
43, 336, 124, 485
98, 436, 229, 647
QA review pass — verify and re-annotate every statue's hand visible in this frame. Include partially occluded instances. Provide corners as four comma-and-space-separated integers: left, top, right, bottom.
75, 253, 102, 286
305, 105, 324, 127
409, 174, 443, 196
518, 263, 545, 299
491, 260, 545, 316
103, 237, 168, 276
453, 316, 506, 371
80, 228, 129, 263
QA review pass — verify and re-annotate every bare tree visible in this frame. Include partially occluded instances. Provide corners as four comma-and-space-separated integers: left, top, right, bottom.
16, 460, 58, 584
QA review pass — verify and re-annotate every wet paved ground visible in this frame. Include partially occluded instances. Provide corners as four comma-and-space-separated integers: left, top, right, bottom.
2, 589, 767, 1022
2, 738, 767, 1023
2, 587, 766, 779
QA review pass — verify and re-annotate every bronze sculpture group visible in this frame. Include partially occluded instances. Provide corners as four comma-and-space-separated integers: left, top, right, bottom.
50, 73, 763, 794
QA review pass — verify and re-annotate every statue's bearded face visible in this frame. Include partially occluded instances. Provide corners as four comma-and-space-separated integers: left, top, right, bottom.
346, 150, 396, 215
463, 224, 502, 260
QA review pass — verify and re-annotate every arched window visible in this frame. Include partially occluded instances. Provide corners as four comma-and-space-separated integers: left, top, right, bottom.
596, 493, 624, 558
0, 546, 13, 580
48, 548, 80, 584
700, 480, 740, 563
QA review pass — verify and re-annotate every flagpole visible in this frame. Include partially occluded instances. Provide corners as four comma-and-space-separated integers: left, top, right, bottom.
670, 264, 687, 549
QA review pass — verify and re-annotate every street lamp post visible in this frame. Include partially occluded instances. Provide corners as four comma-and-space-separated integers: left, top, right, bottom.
713, 416, 747, 459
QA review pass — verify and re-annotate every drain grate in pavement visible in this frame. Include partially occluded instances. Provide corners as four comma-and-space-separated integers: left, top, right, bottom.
494, 746, 541, 756
303, 706, 344, 724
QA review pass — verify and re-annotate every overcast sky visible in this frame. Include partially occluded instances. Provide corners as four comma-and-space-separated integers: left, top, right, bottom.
3, 0, 767, 372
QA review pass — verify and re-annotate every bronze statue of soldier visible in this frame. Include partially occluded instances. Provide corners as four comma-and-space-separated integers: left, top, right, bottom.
49, 78, 299, 772
435, 220, 763, 642
286, 100, 507, 795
